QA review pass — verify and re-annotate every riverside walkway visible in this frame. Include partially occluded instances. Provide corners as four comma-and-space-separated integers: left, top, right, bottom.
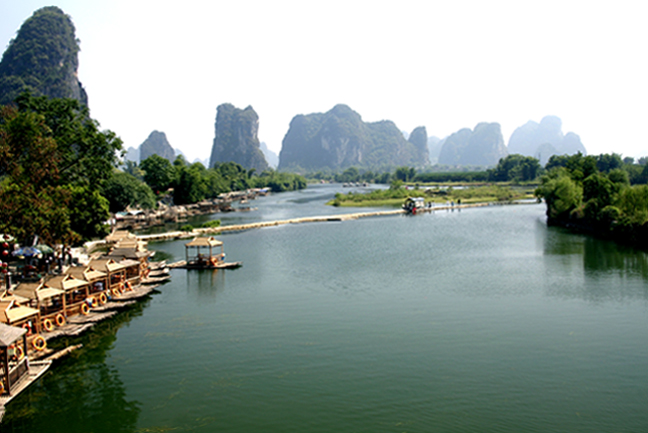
136, 202, 496, 242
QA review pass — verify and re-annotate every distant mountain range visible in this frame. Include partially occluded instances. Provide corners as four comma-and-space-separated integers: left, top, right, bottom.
0, 7, 589, 171
508, 115, 586, 165
437, 123, 509, 167
278, 104, 428, 171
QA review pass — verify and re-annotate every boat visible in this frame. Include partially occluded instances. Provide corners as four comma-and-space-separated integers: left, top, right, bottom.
168, 237, 242, 270
403, 197, 426, 214
0, 322, 52, 417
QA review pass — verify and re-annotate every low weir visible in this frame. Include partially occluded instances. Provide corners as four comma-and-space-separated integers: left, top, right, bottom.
136, 202, 499, 243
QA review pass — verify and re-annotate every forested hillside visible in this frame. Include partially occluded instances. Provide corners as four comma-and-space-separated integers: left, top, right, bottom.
0, 7, 87, 105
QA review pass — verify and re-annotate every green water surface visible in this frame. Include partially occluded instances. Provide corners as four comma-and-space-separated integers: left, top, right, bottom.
4, 185, 648, 432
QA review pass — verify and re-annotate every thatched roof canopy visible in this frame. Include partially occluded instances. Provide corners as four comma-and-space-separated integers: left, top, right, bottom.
0, 322, 26, 347
105, 230, 136, 243
0, 300, 40, 325
12, 281, 64, 302
185, 237, 223, 248
66, 265, 107, 282
88, 258, 127, 273
45, 274, 88, 291
107, 248, 150, 260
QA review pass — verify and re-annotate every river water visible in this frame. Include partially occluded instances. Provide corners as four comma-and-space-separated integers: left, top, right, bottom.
4, 184, 648, 432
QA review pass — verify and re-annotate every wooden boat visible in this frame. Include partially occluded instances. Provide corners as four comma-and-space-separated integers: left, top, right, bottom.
0, 322, 52, 414
170, 237, 242, 270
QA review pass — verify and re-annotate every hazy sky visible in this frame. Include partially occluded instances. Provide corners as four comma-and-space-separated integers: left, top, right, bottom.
2, 0, 647, 163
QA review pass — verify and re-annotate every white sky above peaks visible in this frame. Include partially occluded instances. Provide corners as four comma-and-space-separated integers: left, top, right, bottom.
1, 0, 647, 163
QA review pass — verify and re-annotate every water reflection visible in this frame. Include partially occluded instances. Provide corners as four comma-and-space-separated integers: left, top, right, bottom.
2, 304, 145, 432
184, 268, 227, 299
543, 224, 648, 301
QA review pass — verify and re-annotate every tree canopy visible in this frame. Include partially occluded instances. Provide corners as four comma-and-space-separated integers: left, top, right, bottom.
0, 93, 121, 244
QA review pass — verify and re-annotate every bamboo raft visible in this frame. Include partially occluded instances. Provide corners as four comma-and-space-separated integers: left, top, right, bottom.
0, 360, 51, 411
167, 260, 242, 270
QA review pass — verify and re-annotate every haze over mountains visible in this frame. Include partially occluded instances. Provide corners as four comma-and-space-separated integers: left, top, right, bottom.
278, 104, 428, 171
0, 6, 589, 173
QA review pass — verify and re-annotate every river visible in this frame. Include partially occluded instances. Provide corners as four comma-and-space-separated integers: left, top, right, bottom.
4, 184, 648, 432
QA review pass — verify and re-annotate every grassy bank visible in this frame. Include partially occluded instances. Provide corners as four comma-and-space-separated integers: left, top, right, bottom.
328, 185, 534, 207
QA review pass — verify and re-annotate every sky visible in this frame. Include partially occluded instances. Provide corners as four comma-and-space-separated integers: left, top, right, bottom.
1, 0, 647, 163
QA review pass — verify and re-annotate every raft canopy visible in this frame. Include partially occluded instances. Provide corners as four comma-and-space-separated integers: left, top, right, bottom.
88, 258, 127, 274
107, 248, 150, 260
185, 237, 224, 264
105, 230, 136, 244
66, 265, 107, 282
0, 300, 40, 324
44, 275, 88, 292
12, 281, 65, 302
0, 322, 26, 347
185, 237, 223, 248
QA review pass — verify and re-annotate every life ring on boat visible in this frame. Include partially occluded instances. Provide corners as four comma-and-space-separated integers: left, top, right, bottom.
42, 318, 54, 332
118, 283, 125, 293
55, 313, 66, 327
22, 322, 31, 335
125, 281, 133, 291
81, 303, 90, 315
99, 293, 107, 305
0, 381, 4, 395
14, 345, 24, 360
32, 335, 47, 351
112, 288, 120, 297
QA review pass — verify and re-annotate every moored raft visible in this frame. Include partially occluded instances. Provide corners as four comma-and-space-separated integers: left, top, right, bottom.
168, 236, 242, 270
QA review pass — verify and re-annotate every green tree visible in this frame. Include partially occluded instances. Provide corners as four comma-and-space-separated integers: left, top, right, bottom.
140, 154, 175, 194
490, 154, 541, 182
123, 160, 144, 181
596, 153, 623, 173
68, 186, 111, 239
535, 169, 583, 221
394, 166, 415, 182
0, 106, 76, 244
173, 163, 207, 205
102, 172, 156, 212
15, 92, 122, 188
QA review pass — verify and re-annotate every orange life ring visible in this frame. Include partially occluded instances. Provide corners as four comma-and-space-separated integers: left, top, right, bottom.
55, 313, 66, 327
99, 293, 107, 304
81, 303, 90, 315
32, 335, 47, 351
0, 381, 4, 395
22, 322, 31, 335
112, 288, 120, 297
125, 281, 133, 291
119, 283, 125, 293
14, 345, 24, 360
42, 318, 54, 332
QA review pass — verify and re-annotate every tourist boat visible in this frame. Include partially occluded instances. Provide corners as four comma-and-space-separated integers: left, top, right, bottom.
403, 197, 426, 214
12, 280, 67, 331
169, 237, 242, 270
0, 322, 51, 418
65, 265, 110, 304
